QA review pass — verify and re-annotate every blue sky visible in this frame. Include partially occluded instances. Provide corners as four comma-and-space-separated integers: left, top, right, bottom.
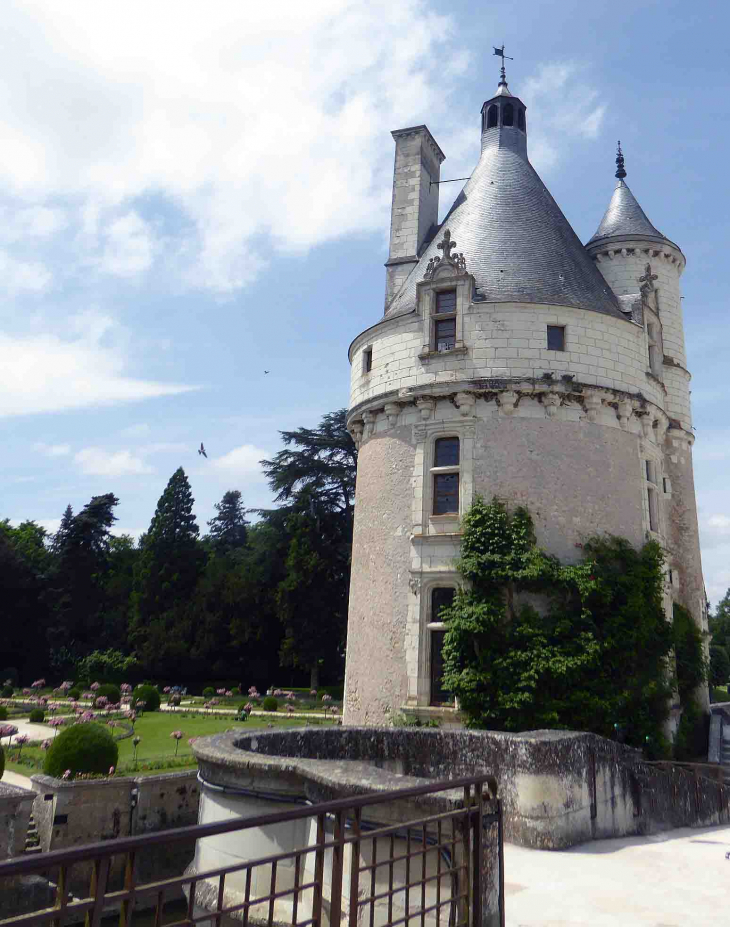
2, 0, 729, 603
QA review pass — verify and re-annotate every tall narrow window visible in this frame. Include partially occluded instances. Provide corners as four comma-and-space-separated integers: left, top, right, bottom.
433, 289, 457, 352
645, 460, 657, 484
430, 587, 455, 706
503, 103, 514, 127
363, 347, 373, 374
433, 437, 460, 515
487, 104, 498, 129
517, 108, 526, 131
547, 325, 565, 351
647, 487, 659, 532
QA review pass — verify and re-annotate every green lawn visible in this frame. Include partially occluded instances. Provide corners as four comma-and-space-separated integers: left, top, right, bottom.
4, 711, 333, 779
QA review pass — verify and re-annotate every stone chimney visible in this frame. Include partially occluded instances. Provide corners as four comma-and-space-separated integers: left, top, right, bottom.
384, 125, 445, 309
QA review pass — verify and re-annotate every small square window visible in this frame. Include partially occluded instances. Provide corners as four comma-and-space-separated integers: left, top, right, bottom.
363, 347, 372, 374
645, 460, 657, 484
547, 325, 565, 351
435, 290, 456, 314
663, 477, 671, 493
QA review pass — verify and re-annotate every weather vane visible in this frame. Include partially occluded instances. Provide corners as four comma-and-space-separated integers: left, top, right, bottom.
493, 44, 513, 82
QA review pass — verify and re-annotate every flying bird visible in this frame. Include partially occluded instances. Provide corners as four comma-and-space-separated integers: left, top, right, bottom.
264, 370, 270, 374
198, 443, 208, 458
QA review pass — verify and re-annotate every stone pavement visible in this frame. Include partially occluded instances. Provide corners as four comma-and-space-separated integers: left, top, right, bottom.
0, 769, 32, 789
504, 824, 730, 926
1, 720, 56, 744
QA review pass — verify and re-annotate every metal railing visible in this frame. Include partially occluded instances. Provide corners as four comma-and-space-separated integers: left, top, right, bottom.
0, 773, 503, 927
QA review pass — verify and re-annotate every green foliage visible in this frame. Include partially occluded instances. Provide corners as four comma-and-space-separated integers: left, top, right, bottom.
263, 696, 279, 712
132, 685, 161, 712
44, 723, 118, 779
0, 745, 4, 779
1, 687, 13, 698
672, 603, 708, 699
94, 683, 121, 706
207, 490, 249, 552
442, 497, 675, 748
710, 645, 730, 688
710, 590, 730, 653
28, 708, 45, 723
67, 688, 81, 701
77, 650, 138, 685
0, 707, 7, 721
202, 687, 215, 698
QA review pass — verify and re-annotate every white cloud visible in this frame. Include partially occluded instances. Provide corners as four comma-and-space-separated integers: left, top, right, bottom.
0, 327, 194, 417
0, 249, 52, 295
209, 444, 269, 479
34, 442, 71, 457
75, 447, 153, 477
522, 63, 606, 172
0, 0, 465, 293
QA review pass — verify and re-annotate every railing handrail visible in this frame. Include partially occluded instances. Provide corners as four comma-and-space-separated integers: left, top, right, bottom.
0, 772, 497, 879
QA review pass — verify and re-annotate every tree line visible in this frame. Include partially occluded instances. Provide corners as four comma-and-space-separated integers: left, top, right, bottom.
0, 410, 356, 691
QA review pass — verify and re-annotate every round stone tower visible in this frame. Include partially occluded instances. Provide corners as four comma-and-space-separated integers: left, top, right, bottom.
343, 69, 707, 726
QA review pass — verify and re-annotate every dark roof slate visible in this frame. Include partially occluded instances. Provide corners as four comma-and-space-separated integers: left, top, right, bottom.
587, 180, 667, 246
386, 131, 623, 319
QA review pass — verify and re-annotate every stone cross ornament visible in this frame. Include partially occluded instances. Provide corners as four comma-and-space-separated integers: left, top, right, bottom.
639, 263, 658, 309
424, 229, 468, 280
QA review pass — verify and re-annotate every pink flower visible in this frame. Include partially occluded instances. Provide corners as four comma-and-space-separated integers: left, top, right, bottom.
90, 682, 100, 691
286, 692, 295, 701
225, 690, 233, 697
273, 688, 283, 697
188, 737, 197, 744
286, 705, 295, 713
62, 769, 71, 780
22, 688, 32, 695
108, 766, 115, 776
216, 688, 226, 695
95, 696, 109, 708
15, 734, 28, 745
170, 730, 184, 740
163, 686, 171, 693
120, 683, 132, 694
32, 678, 46, 688
248, 687, 260, 698
244, 702, 254, 711
41, 739, 51, 751
322, 694, 332, 702
310, 689, 317, 696
0, 724, 19, 738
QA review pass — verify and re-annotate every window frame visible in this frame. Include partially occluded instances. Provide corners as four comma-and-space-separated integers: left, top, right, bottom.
362, 346, 373, 375
546, 324, 566, 352
431, 436, 460, 517
432, 288, 457, 353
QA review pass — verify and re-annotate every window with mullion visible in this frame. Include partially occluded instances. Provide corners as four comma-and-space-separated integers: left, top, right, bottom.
434, 317, 456, 351
435, 290, 456, 314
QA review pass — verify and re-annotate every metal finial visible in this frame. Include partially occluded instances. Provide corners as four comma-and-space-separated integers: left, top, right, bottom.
615, 140, 627, 180
493, 44, 513, 86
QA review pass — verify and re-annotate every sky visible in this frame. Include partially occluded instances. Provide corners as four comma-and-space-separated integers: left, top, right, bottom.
1, 0, 729, 603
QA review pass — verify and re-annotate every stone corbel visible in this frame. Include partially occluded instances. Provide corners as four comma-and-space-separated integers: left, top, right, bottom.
362, 410, 377, 438
640, 414, 653, 441
498, 390, 518, 416
454, 392, 476, 417
617, 399, 634, 430
383, 402, 401, 427
583, 392, 603, 423
415, 397, 436, 420
349, 420, 364, 449
543, 392, 561, 419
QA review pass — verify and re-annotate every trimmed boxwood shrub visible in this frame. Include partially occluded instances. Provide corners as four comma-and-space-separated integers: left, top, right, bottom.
0, 707, 7, 721
44, 724, 118, 779
202, 687, 215, 698
67, 688, 81, 700
28, 708, 45, 723
94, 683, 121, 707
1, 686, 13, 698
131, 685, 160, 712
262, 696, 278, 712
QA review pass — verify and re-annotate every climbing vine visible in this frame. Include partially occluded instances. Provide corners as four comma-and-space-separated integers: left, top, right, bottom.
441, 497, 695, 753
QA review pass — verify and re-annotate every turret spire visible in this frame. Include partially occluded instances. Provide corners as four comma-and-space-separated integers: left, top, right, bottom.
493, 44, 513, 96
615, 141, 627, 180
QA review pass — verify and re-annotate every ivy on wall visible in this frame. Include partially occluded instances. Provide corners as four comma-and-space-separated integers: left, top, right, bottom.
442, 497, 706, 755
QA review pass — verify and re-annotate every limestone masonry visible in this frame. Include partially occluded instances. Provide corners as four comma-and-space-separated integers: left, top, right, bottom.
343, 67, 707, 727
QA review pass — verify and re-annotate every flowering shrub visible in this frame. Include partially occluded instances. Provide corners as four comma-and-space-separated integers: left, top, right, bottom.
247, 687, 260, 699
216, 688, 226, 696
322, 694, 332, 703
120, 683, 132, 694
90, 682, 100, 692
0, 724, 19, 741
31, 679, 45, 688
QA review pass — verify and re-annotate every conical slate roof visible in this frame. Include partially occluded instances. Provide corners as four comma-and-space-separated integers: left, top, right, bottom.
587, 180, 668, 246
387, 123, 623, 319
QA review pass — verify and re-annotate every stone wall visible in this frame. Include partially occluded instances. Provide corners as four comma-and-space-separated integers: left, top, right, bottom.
212, 727, 730, 850
30, 770, 199, 894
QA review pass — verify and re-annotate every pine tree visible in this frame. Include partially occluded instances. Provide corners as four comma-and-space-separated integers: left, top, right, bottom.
51, 504, 74, 554
207, 490, 249, 552
131, 468, 203, 675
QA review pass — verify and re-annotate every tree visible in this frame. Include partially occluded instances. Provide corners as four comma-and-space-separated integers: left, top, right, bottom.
710, 645, 730, 688
207, 490, 249, 552
710, 590, 730, 653
261, 409, 357, 520
131, 468, 204, 676
46, 493, 120, 663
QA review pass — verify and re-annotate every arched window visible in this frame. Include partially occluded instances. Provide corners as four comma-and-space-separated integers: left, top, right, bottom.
503, 103, 514, 127
517, 108, 525, 131
487, 104, 498, 129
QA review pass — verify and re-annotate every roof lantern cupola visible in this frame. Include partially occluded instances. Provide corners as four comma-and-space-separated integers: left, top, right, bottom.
480, 46, 527, 156
588, 142, 676, 248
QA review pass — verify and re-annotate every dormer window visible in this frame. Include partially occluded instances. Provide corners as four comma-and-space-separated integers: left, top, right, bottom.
433, 289, 457, 352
